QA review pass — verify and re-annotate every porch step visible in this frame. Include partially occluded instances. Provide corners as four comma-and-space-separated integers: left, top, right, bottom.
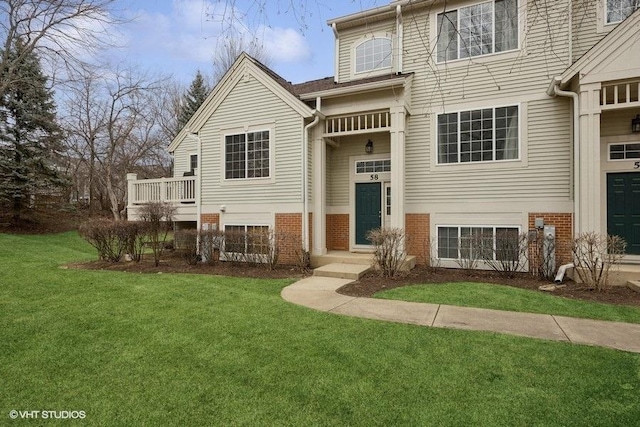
310, 251, 373, 268
313, 263, 372, 280
628, 281, 640, 294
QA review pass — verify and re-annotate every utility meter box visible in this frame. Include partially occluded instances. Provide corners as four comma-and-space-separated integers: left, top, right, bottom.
543, 225, 556, 278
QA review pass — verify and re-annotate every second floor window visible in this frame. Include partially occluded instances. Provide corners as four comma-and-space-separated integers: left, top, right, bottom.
225, 130, 270, 179
437, 105, 519, 164
355, 37, 392, 73
607, 0, 639, 24
437, 0, 518, 62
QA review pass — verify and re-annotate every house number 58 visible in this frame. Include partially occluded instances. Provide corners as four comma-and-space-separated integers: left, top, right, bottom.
370, 174, 379, 181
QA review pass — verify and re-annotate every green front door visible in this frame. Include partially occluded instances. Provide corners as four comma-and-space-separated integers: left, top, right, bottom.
355, 182, 382, 245
607, 172, 640, 255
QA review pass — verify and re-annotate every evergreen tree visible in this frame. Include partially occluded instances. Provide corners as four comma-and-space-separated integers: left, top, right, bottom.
0, 38, 65, 222
177, 70, 210, 131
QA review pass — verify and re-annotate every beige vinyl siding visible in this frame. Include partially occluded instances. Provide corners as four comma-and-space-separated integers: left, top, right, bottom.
337, 20, 396, 82
601, 109, 637, 137
327, 135, 391, 207
172, 137, 197, 178
572, 0, 603, 62
198, 75, 304, 205
400, 2, 572, 204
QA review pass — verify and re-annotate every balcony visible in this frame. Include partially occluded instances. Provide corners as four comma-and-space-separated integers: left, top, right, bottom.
126, 173, 197, 222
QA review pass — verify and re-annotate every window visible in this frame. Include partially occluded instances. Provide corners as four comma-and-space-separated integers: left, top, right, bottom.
225, 130, 270, 179
437, 226, 519, 260
355, 37, 392, 73
437, 0, 518, 62
606, 0, 639, 24
355, 159, 391, 174
610, 143, 640, 160
438, 105, 518, 164
189, 154, 197, 172
224, 225, 270, 256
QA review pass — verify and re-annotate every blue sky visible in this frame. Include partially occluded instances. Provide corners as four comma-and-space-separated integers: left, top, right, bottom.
107, 0, 383, 85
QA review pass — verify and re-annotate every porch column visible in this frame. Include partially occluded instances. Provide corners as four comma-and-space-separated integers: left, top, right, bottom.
577, 82, 602, 234
390, 105, 406, 231
312, 131, 327, 255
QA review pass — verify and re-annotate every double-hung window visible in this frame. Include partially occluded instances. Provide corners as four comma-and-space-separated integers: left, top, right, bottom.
225, 130, 270, 179
606, 0, 639, 24
438, 105, 519, 164
438, 226, 520, 260
437, 0, 518, 62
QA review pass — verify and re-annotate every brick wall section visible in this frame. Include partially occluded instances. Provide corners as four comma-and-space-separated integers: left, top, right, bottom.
405, 213, 431, 265
200, 213, 220, 229
275, 213, 302, 265
528, 213, 573, 268
327, 214, 349, 250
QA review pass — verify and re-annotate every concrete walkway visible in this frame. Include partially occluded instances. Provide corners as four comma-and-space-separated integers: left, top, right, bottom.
281, 276, 640, 353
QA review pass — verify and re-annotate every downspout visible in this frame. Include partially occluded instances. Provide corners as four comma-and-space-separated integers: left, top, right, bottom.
192, 131, 202, 232
332, 23, 339, 83
303, 97, 322, 252
396, 4, 403, 74
547, 76, 579, 274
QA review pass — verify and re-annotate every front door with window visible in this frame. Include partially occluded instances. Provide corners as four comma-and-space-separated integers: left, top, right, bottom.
355, 182, 382, 245
607, 172, 640, 255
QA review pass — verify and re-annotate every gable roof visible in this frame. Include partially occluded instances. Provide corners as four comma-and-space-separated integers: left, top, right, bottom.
168, 52, 314, 153
560, 9, 640, 86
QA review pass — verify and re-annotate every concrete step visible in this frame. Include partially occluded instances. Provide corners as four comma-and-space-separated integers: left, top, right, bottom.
628, 281, 640, 294
311, 253, 373, 268
313, 263, 371, 280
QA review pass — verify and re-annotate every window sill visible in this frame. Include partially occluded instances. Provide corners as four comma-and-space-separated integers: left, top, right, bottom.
433, 158, 525, 173
435, 49, 522, 68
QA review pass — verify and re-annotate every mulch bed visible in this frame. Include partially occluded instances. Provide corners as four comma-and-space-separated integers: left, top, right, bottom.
339, 266, 640, 308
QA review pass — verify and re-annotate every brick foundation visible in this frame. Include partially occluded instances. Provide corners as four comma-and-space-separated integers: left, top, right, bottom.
327, 214, 349, 250
275, 213, 303, 265
528, 213, 573, 270
200, 213, 220, 229
405, 213, 431, 265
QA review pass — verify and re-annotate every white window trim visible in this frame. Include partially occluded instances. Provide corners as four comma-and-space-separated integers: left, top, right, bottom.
435, 103, 522, 166
431, 0, 526, 66
598, 0, 638, 32
221, 224, 271, 263
608, 142, 640, 161
436, 224, 522, 260
220, 124, 275, 186
355, 158, 392, 174
351, 32, 394, 79
189, 153, 198, 175
604, 0, 639, 25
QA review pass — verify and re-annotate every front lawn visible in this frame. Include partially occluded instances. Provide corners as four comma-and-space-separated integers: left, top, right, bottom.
376, 282, 640, 324
1, 232, 639, 426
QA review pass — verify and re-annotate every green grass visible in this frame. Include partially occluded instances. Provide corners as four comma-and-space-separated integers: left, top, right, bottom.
1, 232, 640, 426
376, 282, 640, 324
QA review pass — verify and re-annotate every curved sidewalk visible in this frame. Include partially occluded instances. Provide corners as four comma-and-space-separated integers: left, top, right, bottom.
282, 276, 640, 354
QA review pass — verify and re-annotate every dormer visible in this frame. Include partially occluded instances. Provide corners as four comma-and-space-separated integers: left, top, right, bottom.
328, 3, 401, 83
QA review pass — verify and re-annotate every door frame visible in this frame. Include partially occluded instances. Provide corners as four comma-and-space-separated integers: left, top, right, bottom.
349, 154, 391, 251
606, 171, 640, 256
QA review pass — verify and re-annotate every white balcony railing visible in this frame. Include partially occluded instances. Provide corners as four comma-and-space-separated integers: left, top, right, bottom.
601, 81, 640, 110
127, 174, 196, 205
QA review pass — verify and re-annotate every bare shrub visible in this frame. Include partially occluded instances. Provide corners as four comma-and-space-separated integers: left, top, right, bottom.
139, 202, 175, 267
483, 232, 529, 278
528, 229, 557, 280
455, 230, 492, 270
79, 218, 132, 262
174, 229, 200, 265
122, 221, 148, 263
367, 227, 407, 278
199, 228, 224, 265
571, 232, 626, 291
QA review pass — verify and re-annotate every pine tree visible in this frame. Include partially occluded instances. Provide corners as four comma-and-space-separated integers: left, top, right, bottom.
0, 38, 65, 223
177, 70, 210, 131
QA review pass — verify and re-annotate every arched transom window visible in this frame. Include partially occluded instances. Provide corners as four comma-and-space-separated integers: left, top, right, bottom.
355, 37, 392, 73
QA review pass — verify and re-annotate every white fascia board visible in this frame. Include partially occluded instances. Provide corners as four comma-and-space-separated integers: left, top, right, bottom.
298, 76, 409, 101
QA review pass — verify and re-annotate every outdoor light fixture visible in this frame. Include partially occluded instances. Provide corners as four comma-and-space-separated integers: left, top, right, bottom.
632, 114, 640, 133
365, 139, 374, 154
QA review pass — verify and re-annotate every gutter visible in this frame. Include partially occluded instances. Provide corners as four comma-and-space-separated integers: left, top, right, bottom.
302, 99, 325, 252
546, 75, 580, 236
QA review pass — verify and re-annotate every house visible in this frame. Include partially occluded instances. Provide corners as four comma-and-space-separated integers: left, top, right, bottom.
127, 0, 640, 282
